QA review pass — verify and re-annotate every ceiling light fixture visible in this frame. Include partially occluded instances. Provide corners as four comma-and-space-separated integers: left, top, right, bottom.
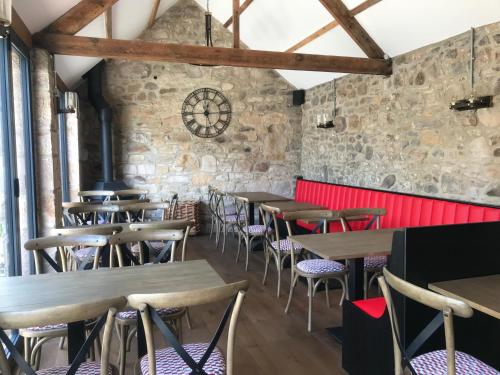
0, 0, 12, 38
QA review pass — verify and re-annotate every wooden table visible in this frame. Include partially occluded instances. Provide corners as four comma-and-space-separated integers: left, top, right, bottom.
262, 200, 324, 214
429, 274, 500, 320
289, 228, 399, 343
231, 192, 290, 225
0, 260, 225, 363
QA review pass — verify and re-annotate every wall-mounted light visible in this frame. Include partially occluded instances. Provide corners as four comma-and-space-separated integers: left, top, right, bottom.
57, 92, 79, 114
0, 0, 11, 38
316, 113, 334, 129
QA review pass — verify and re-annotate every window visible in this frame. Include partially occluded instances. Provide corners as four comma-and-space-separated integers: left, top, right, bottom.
58, 93, 70, 202
0, 31, 37, 278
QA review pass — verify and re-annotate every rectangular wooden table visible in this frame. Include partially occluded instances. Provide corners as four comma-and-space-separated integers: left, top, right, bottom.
262, 200, 324, 213
0, 260, 225, 363
429, 274, 500, 320
231, 192, 290, 224
289, 228, 399, 343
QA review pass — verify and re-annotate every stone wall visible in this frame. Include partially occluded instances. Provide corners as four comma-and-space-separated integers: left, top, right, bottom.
78, 0, 302, 216
301, 21, 500, 204
31, 49, 62, 233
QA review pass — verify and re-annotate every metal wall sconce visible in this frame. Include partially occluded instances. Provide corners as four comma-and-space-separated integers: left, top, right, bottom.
450, 95, 492, 111
57, 92, 79, 114
316, 113, 335, 129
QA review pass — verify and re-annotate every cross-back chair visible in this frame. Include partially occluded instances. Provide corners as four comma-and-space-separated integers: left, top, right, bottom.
128, 280, 249, 375
21, 235, 110, 369
114, 189, 149, 200
129, 220, 194, 262
67, 204, 120, 226
213, 190, 239, 254
233, 196, 269, 271
162, 193, 179, 220
51, 225, 123, 270
339, 207, 387, 298
108, 229, 187, 375
208, 185, 218, 240
282, 210, 349, 332
0, 295, 126, 375
259, 204, 305, 298
378, 267, 498, 375
78, 190, 115, 203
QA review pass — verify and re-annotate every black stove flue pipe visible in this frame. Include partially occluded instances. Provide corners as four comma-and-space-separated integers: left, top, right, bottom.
83, 61, 113, 183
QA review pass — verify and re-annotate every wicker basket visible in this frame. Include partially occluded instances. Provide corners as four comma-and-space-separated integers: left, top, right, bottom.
175, 200, 201, 235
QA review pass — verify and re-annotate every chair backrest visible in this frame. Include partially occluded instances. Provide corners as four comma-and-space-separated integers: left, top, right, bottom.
282, 209, 339, 234
378, 267, 473, 375
0, 296, 126, 375
68, 204, 120, 226
163, 193, 179, 220
120, 202, 171, 223
78, 190, 115, 202
51, 225, 124, 236
129, 220, 194, 261
233, 196, 250, 234
127, 280, 249, 375
108, 229, 184, 266
24, 235, 109, 274
338, 207, 387, 231
114, 189, 148, 200
103, 199, 150, 206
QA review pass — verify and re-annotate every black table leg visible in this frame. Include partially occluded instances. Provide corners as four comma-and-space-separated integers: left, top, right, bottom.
327, 257, 364, 344
137, 311, 147, 358
248, 202, 255, 225
67, 321, 86, 363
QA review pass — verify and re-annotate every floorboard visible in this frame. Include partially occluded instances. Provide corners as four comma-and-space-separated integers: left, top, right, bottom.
39, 234, 349, 374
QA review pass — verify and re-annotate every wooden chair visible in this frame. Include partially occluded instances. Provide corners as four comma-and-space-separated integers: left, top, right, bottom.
78, 190, 115, 202
21, 234, 110, 369
378, 267, 498, 375
61, 202, 99, 226
108, 229, 187, 375
233, 196, 269, 271
214, 190, 239, 254
127, 280, 249, 375
68, 204, 120, 226
259, 204, 304, 298
114, 189, 149, 200
283, 210, 349, 332
51, 225, 123, 270
339, 207, 387, 299
129, 220, 194, 262
0, 295, 126, 375
208, 185, 218, 240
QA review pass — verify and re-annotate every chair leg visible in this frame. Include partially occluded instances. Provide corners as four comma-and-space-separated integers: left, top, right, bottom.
235, 232, 241, 263
339, 275, 348, 305
119, 324, 129, 375
185, 308, 193, 330
221, 224, 227, 254
245, 237, 252, 271
276, 255, 282, 298
285, 273, 300, 313
209, 216, 214, 239
58, 336, 65, 349
262, 249, 270, 285
24, 337, 31, 365
307, 277, 314, 332
325, 279, 331, 308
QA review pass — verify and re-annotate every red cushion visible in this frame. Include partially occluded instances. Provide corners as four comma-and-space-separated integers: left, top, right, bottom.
352, 297, 387, 319
294, 179, 500, 231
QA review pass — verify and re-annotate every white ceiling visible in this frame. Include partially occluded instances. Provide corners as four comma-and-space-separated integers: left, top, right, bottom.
13, 0, 500, 89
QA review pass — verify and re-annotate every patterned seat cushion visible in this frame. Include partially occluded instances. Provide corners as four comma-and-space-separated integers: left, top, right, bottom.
131, 242, 165, 257
364, 256, 387, 270
297, 259, 345, 274
37, 361, 112, 375
270, 239, 302, 253
74, 247, 96, 261
224, 214, 245, 223
117, 307, 180, 320
25, 323, 67, 332
411, 350, 499, 375
140, 343, 225, 375
242, 225, 270, 235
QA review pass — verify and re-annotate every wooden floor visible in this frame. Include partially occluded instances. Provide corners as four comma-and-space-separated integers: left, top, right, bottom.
41, 234, 348, 374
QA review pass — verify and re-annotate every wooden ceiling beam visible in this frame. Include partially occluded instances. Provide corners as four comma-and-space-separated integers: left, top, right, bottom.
11, 8, 33, 49
148, 0, 161, 28
105, 8, 112, 38
318, 0, 385, 59
286, 0, 382, 53
232, 0, 240, 48
224, 0, 253, 28
33, 33, 392, 75
42, 0, 118, 35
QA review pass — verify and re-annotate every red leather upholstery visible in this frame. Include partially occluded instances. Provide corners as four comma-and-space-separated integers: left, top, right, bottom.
352, 297, 387, 319
295, 179, 500, 232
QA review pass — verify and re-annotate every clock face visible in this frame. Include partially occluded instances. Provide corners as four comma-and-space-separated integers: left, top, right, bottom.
181, 88, 232, 138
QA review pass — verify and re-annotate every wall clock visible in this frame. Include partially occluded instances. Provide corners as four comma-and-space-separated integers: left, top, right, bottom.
181, 88, 232, 138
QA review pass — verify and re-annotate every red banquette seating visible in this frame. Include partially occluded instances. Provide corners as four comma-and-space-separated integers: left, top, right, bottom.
294, 178, 500, 233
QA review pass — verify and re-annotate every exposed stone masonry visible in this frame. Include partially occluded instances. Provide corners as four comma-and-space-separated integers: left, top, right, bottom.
79, 0, 302, 221
301, 21, 500, 204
